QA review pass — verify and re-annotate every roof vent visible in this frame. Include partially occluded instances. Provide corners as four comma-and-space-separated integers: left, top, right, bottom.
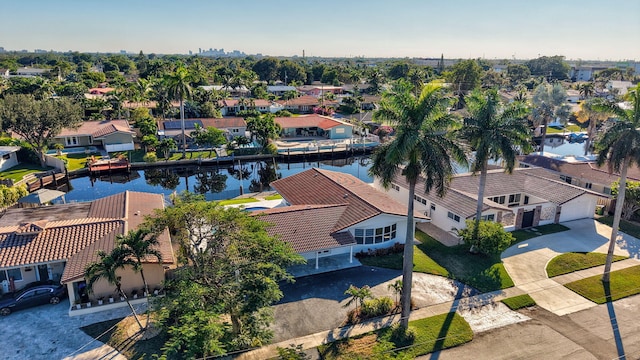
343, 194, 349, 199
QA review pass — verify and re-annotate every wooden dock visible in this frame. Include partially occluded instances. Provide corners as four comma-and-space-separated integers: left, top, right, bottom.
88, 159, 131, 174
27, 173, 68, 192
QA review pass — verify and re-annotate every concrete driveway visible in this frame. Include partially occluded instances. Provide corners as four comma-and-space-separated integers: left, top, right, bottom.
0, 298, 145, 360
501, 219, 640, 315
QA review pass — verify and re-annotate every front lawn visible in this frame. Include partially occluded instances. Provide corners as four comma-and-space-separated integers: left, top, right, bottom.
0, 163, 51, 182
546, 252, 628, 277
360, 231, 513, 292
564, 265, 640, 304
511, 223, 570, 245
57, 153, 101, 171
597, 216, 640, 240
317, 313, 473, 359
217, 197, 258, 206
501, 294, 536, 310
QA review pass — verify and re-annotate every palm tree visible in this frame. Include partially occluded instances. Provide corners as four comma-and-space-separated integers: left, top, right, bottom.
457, 89, 532, 250
531, 83, 571, 154
387, 279, 403, 307
593, 85, 640, 283
576, 99, 609, 156
343, 285, 373, 313
118, 227, 163, 326
165, 64, 193, 156
85, 247, 144, 330
369, 80, 467, 327
578, 82, 595, 100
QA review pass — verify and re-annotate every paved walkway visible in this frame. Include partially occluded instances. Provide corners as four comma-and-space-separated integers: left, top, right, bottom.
502, 219, 640, 315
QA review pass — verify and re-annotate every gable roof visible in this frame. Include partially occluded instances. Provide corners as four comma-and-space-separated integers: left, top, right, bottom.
0, 191, 174, 283
275, 114, 351, 130
161, 117, 247, 131
220, 99, 271, 107
271, 168, 427, 232
254, 204, 356, 253
395, 167, 603, 219
57, 120, 134, 138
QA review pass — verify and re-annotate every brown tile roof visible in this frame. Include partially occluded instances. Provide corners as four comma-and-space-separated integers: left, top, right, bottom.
518, 155, 640, 185
199, 117, 247, 129
277, 95, 320, 106
254, 204, 356, 253
397, 167, 603, 219
271, 168, 427, 232
275, 114, 350, 130
0, 191, 173, 283
57, 120, 134, 138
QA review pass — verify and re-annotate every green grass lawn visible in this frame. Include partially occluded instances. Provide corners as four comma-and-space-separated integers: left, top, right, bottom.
110, 150, 145, 163
166, 151, 217, 161
318, 313, 473, 359
546, 252, 628, 277
264, 193, 283, 200
57, 153, 101, 171
597, 216, 640, 239
546, 124, 583, 134
360, 230, 513, 292
501, 294, 536, 310
511, 223, 570, 245
0, 163, 52, 182
217, 198, 258, 206
564, 265, 640, 304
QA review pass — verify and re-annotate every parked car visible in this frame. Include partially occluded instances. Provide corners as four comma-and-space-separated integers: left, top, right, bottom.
0, 284, 67, 316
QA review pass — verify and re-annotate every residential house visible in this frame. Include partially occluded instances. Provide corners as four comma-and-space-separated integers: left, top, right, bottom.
377, 167, 604, 233
88, 87, 115, 95
15, 67, 49, 77
259, 168, 428, 269
296, 85, 343, 97
606, 80, 634, 96
0, 191, 174, 314
518, 154, 640, 211
54, 119, 136, 152
0, 68, 9, 78
219, 99, 272, 116
566, 89, 581, 103
275, 114, 353, 139
267, 85, 298, 97
200, 85, 250, 98
0, 146, 20, 172
277, 95, 338, 114
159, 117, 247, 144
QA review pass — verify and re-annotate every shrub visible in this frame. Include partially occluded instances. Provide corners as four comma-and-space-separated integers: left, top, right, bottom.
456, 220, 514, 255
360, 297, 394, 319
355, 243, 404, 259
389, 323, 417, 347
142, 152, 157, 163
264, 143, 278, 155
275, 110, 293, 117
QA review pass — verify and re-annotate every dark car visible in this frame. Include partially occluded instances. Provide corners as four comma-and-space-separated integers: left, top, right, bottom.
0, 284, 67, 316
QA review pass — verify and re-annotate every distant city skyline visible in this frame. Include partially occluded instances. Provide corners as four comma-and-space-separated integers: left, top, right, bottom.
1, 0, 639, 61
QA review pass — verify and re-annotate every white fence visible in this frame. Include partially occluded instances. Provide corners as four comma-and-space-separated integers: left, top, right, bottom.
105, 142, 135, 153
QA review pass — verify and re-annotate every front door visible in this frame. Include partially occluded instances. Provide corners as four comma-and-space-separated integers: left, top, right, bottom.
522, 210, 535, 228
37, 265, 49, 282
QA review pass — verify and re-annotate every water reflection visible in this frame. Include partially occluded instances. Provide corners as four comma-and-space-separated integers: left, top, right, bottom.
64, 156, 373, 203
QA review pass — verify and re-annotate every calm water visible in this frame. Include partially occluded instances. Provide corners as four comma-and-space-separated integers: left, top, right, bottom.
62, 156, 374, 203
538, 135, 593, 157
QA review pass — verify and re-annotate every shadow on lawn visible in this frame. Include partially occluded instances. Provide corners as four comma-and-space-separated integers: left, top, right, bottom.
428, 286, 467, 360
604, 281, 626, 360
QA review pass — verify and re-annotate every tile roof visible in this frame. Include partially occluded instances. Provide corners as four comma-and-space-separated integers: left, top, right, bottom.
275, 114, 351, 130
277, 95, 321, 106
221, 99, 271, 107
0, 191, 173, 283
199, 117, 247, 128
57, 120, 134, 138
396, 167, 602, 219
271, 168, 427, 232
518, 155, 640, 185
253, 204, 356, 253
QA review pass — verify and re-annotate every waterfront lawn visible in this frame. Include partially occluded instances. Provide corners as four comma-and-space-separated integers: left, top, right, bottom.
546, 252, 628, 277
564, 265, 640, 304
546, 124, 582, 133
167, 151, 217, 160
511, 223, 570, 245
317, 313, 473, 359
217, 198, 258, 205
0, 163, 51, 182
597, 216, 640, 239
264, 193, 283, 200
502, 294, 536, 310
110, 150, 145, 162
57, 153, 99, 171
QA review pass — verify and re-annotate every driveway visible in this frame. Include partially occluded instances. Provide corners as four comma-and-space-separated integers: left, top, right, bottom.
0, 298, 145, 360
501, 219, 640, 315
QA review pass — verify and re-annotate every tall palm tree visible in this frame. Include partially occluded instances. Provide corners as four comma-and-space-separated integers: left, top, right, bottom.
594, 85, 640, 283
576, 99, 609, 156
165, 64, 193, 156
369, 80, 466, 327
578, 82, 595, 100
118, 227, 162, 327
531, 83, 571, 154
457, 89, 532, 248
85, 247, 144, 330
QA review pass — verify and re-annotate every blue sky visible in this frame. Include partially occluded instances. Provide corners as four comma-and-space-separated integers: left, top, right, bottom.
1, 0, 638, 60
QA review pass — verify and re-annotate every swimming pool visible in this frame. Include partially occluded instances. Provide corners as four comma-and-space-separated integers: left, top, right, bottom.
46, 146, 99, 155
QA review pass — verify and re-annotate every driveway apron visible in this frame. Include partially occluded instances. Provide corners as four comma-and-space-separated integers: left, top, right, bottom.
501, 219, 640, 316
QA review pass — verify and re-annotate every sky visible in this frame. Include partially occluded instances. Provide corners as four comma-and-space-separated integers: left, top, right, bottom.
1, 0, 639, 61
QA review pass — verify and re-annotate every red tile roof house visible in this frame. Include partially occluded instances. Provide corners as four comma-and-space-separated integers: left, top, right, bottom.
256, 168, 428, 272
276, 95, 338, 114
0, 191, 174, 315
219, 99, 273, 116
54, 119, 136, 153
275, 114, 353, 140
377, 167, 606, 235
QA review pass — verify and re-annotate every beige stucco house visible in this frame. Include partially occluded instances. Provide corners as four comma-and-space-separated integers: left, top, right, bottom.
54, 119, 136, 153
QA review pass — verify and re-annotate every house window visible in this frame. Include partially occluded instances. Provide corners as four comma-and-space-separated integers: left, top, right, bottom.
232, 129, 239, 133
585, 182, 592, 189
481, 214, 495, 221
2, 154, 10, 160
355, 224, 397, 244
65, 136, 78, 146
508, 194, 521, 207
490, 196, 506, 204
604, 187, 611, 195
430, 203, 436, 211
447, 212, 460, 222
391, 184, 400, 191
3, 268, 23, 281
524, 196, 530, 205
560, 175, 572, 184
413, 195, 427, 205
